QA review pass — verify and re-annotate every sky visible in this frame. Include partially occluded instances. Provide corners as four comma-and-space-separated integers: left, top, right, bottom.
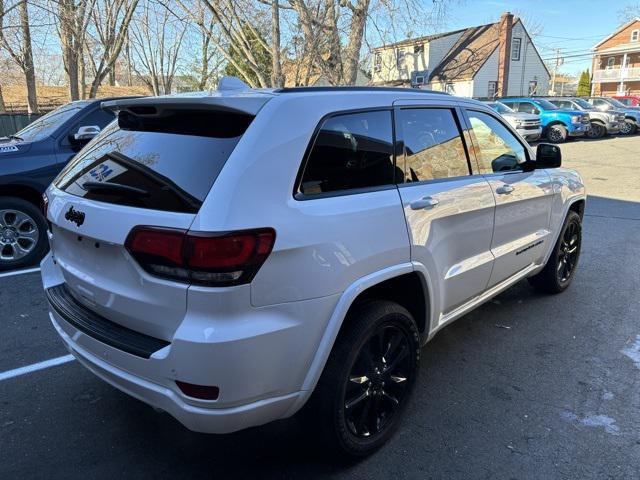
437, 0, 640, 76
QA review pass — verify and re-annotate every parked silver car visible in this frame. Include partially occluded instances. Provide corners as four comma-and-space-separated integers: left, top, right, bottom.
547, 97, 623, 139
484, 101, 542, 142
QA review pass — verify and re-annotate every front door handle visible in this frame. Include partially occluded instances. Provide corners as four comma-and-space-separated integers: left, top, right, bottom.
496, 184, 515, 195
410, 196, 439, 210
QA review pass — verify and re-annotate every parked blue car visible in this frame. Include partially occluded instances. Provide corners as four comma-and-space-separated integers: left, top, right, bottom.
498, 97, 591, 143
0, 98, 131, 270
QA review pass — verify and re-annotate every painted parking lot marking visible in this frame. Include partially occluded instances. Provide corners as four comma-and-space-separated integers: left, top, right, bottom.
0, 355, 75, 382
0, 267, 41, 279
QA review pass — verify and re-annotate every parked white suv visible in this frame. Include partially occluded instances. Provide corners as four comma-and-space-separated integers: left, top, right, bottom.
41, 79, 585, 457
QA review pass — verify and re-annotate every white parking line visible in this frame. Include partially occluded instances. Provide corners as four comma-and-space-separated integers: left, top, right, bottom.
0, 267, 41, 278
0, 355, 75, 382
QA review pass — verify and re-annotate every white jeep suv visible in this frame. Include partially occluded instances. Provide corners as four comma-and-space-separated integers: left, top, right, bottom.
41, 80, 585, 457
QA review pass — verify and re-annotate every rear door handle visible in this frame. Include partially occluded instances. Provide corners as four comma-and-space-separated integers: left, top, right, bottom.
410, 196, 439, 210
496, 184, 515, 195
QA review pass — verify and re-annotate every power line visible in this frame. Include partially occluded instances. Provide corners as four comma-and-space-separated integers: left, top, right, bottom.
541, 52, 594, 61
534, 33, 609, 41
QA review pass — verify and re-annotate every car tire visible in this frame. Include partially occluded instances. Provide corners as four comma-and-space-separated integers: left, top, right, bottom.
620, 119, 637, 135
0, 197, 48, 271
587, 122, 605, 139
305, 300, 421, 457
546, 124, 568, 143
528, 210, 582, 294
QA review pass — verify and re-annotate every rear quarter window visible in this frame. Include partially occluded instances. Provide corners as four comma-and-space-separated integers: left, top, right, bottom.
54, 110, 253, 213
296, 110, 396, 197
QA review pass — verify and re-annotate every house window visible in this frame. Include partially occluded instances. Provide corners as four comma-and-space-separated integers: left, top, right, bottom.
374, 53, 382, 73
511, 37, 521, 61
528, 80, 537, 95
606, 57, 615, 69
488, 81, 497, 98
631, 29, 639, 42
415, 76, 424, 85
445, 83, 455, 94
414, 44, 424, 54
396, 49, 406, 70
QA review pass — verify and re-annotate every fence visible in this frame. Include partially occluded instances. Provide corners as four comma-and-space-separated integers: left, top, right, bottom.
0, 113, 42, 137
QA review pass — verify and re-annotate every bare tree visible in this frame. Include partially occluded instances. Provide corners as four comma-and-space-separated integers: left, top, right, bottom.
0, 0, 39, 112
0, 83, 6, 113
86, 0, 139, 97
129, 0, 187, 95
618, 3, 640, 22
271, 0, 283, 87
53, 0, 95, 100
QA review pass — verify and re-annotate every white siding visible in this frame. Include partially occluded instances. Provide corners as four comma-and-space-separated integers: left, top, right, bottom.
371, 31, 464, 84
506, 21, 550, 96
430, 80, 474, 97
473, 49, 499, 97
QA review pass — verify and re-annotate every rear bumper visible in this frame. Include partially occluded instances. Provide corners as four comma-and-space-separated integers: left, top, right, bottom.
41, 253, 340, 434
50, 311, 301, 433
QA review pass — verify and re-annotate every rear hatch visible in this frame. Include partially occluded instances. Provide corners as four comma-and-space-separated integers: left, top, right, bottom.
47, 98, 264, 341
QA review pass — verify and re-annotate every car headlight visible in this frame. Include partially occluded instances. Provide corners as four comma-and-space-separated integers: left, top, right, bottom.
514, 120, 524, 127
571, 115, 581, 124
607, 113, 617, 121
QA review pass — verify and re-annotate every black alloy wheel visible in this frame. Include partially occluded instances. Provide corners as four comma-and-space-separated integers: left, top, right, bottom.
528, 210, 582, 294
344, 323, 412, 438
306, 300, 421, 457
557, 219, 580, 284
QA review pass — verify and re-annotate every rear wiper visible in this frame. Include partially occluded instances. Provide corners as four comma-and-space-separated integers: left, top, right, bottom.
82, 181, 149, 197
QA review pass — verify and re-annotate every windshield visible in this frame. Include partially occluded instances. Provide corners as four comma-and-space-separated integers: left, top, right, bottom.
572, 98, 596, 110
533, 99, 558, 110
605, 98, 627, 108
13, 102, 87, 142
487, 102, 514, 114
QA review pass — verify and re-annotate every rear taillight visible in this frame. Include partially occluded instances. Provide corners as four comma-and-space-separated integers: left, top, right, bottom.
125, 226, 276, 287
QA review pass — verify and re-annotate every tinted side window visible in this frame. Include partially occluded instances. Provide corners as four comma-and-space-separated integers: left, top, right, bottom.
553, 100, 572, 109
517, 102, 539, 114
398, 108, 469, 182
467, 110, 526, 173
298, 111, 395, 196
78, 108, 116, 130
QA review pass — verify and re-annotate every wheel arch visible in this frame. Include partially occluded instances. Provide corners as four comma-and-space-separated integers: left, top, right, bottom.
546, 120, 568, 128
284, 263, 434, 417
0, 184, 44, 209
541, 195, 586, 267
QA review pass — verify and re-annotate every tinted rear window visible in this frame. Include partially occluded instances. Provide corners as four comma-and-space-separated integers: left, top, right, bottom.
54, 110, 253, 213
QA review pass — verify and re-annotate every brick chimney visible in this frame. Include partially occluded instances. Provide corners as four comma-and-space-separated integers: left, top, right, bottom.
496, 12, 513, 97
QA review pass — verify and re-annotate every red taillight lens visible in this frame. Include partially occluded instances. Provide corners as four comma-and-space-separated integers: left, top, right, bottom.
125, 227, 275, 286
175, 381, 219, 400
126, 227, 185, 266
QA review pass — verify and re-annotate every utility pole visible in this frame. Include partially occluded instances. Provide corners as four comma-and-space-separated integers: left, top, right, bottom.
550, 48, 562, 95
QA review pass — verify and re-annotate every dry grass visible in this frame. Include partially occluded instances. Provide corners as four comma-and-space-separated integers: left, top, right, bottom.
2, 85, 150, 112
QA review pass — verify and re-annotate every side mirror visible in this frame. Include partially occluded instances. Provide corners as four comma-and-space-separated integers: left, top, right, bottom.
535, 143, 562, 168
70, 125, 100, 144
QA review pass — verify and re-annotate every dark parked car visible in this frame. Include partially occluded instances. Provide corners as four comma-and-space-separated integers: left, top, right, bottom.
0, 98, 137, 270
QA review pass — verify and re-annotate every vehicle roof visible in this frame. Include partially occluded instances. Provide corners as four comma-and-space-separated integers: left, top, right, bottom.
101, 85, 479, 117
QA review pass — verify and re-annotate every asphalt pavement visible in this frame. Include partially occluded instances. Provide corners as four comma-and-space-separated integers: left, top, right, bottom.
1, 136, 639, 479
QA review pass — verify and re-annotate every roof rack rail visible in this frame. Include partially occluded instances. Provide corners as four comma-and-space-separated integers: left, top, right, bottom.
274, 86, 449, 95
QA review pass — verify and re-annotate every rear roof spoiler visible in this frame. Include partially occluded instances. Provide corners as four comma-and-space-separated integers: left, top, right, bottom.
101, 93, 273, 118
